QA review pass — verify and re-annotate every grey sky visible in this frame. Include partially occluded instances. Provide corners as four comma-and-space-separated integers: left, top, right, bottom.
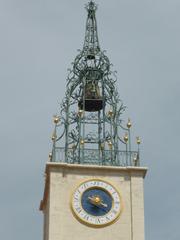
0, 0, 179, 239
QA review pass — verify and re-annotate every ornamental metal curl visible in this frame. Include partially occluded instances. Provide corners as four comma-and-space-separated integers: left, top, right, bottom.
50, 1, 140, 167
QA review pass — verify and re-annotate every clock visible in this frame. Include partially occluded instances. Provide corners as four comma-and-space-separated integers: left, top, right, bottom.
71, 179, 122, 227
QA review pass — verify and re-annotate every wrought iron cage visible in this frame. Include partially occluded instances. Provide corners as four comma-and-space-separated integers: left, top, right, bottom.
49, 1, 141, 167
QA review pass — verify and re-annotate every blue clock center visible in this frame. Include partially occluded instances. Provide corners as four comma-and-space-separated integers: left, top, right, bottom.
81, 188, 113, 216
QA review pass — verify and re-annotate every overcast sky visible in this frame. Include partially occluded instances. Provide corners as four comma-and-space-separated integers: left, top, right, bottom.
0, 0, 180, 239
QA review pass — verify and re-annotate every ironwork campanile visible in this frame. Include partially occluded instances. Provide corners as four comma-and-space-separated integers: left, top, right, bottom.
51, 1, 140, 166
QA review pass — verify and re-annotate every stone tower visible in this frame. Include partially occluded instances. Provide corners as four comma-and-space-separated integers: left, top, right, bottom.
40, 2, 147, 240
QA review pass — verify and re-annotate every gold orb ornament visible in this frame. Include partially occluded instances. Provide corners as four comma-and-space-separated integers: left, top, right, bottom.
133, 157, 138, 166
127, 118, 132, 129
78, 109, 84, 117
124, 133, 128, 143
108, 109, 113, 117
51, 132, 57, 141
136, 137, 141, 145
80, 139, 85, 145
108, 141, 113, 149
53, 115, 60, 124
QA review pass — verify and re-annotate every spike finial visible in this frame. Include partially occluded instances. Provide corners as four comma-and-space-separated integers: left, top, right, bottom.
85, 1, 97, 12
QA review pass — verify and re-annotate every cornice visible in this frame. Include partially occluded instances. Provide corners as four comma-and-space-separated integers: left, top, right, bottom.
39, 162, 148, 211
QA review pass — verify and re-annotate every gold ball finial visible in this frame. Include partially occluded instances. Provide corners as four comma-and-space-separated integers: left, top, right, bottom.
108, 141, 113, 149
127, 118, 132, 129
108, 109, 113, 117
133, 156, 138, 166
80, 139, 85, 145
78, 109, 84, 117
124, 133, 128, 143
136, 136, 141, 145
53, 115, 60, 124
51, 132, 57, 141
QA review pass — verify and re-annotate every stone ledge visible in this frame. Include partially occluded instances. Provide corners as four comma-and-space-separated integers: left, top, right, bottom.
39, 162, 148, 211
46, 162, 148, 176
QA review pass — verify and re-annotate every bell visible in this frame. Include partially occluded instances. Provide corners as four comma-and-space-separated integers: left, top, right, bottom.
87, 54, 95, 60
78, 82, 103, 112
86, 48, 96, 60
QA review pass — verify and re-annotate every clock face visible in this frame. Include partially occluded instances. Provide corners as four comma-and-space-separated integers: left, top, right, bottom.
71, 179, 122, 227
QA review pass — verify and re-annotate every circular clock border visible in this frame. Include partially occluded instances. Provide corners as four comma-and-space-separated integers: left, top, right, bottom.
70, 178, 123, 228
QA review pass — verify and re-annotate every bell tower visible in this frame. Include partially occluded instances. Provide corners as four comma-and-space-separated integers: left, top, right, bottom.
40, 2, 147, 240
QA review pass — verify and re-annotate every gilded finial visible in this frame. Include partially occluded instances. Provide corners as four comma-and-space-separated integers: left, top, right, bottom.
53, 115, 60, 124
108, 141, 113, 149
124, 133, 128, 143
133, 156, 138, 166
51, 132, 57, 141
136, 136, 141, 145
80, 139, 85, 145
108, 109, 113, 117
127, 118, 132, 129
78, 109, 84, 117
49, 152, 52, 159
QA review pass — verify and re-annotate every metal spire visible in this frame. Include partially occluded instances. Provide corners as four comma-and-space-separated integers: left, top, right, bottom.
83, 1, 100, 58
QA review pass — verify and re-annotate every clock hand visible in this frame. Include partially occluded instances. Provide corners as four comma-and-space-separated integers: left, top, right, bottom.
88, 196, 96, 204
99, 202, 108, 208
88, 196, 107, 208
88, 196, 109, 213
